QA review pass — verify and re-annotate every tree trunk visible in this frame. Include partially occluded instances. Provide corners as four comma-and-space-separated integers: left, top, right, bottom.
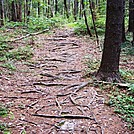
64, 0, 69, 18
128, 0, 134, 45
55, 0, 58, 15
128, 0, 134, 32
16, 1, 22, 22
96, 0, 124, 82
11, 1, 17, 22
0, 0, 4, 26
122, 0, 126, 42
38, 1, 40, 17
74, 0, 78, 21
81, 0, 92, 36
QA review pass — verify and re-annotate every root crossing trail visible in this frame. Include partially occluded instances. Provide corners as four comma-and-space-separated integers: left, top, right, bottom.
0, 28, 132, 134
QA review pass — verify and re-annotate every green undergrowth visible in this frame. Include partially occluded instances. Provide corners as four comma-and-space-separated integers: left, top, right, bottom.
121, 41, 134, 56
66, 17, 105, 36
107, 85, 134, 130
106, 69, 134, 129
84, 55, 100, 75
0, 42, 33, 71
0, 104, 10, 134
28, 16, 67, 32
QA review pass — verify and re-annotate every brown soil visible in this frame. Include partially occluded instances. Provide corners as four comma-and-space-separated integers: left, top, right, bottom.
0, 27, 133, 134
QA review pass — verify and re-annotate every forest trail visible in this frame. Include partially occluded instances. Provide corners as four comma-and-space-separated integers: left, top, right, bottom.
0, 27, 133, 134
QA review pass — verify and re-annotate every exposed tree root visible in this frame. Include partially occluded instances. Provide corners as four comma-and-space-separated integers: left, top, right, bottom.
33, 82, 67, 86
95, 71, 122, 83
32, 114, 94, 120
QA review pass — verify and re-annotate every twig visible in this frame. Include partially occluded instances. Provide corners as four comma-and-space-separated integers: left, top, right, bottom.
32, 114, 94, 120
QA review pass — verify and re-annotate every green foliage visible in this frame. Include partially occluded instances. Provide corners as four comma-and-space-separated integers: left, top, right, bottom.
0, 42, 33, 71
28, 16, 66, 32
73, 20, 88, 35
84, 55, 100, 73
121, 41, 134, 56
0, 105, 11, 134
5, 21, 25, 29
108, 93, 134, 129
0, 43, 33, 61
128, 84, 134, 94
1, 62, 16, 71
5, 46, 33, 61
119, 69, 134, 83
0, 123, 10, 134
0, 104, 8, 117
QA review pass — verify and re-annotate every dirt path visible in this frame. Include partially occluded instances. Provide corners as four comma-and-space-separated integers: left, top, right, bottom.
0, 28, 132, 134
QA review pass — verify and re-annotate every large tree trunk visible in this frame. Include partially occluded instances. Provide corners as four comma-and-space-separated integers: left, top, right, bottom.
96, 0, 124, 82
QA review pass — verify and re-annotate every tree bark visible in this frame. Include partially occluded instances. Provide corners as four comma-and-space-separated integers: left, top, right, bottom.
55, 0, 58, 15
74, 0, 78, 21
96, 0, 124, 82
11, 1, 17, 22
64, 0, 69, 18
81, 0, 92, 36
0, 0, 4, 26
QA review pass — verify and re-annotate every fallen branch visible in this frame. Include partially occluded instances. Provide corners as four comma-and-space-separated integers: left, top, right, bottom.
1, 29, 49, 43
32, 114, 94, 120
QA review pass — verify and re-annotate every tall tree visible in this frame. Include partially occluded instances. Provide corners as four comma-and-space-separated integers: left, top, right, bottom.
128, 0, 134, 45
81, 0, 92, 36
0, 0, 4, 26
74, 0, 78, 20
96, 0, 124, 82
64, 0, 69, 18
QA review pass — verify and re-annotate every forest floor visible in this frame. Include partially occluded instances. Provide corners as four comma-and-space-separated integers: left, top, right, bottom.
0, 27, 134, 134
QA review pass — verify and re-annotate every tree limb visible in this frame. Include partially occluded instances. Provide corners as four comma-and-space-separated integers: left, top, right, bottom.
1, 29, 49, 43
